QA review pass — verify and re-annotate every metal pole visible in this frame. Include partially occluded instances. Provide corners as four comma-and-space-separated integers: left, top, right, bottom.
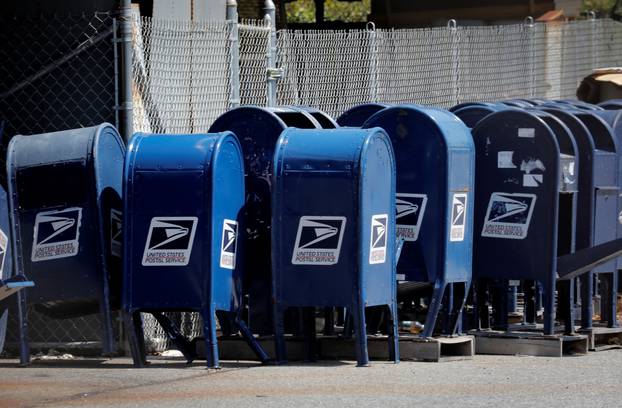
119, 0, 134, 143
367, 22, 378, 102
264, 0, 277, 107
227, 0, 240, 108
525, 16, 535, 98
448, 19, 459, 106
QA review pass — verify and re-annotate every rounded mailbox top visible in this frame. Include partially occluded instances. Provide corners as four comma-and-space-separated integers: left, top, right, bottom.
274, 127, 395, 178
362, 104, 474, 152
9, 122, 123, 169
127, 131, 242, 172
337, 103, 390, 127
598, 99, 622, 110
454, 104, 506, 129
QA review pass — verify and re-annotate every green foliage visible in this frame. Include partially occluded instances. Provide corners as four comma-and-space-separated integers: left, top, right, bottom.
285, 0, 371, 24
582, 0, 616, 13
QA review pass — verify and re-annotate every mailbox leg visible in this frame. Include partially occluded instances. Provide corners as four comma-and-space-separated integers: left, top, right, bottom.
601, 273, 619, 328
303, 307, 317, 362
558, 279, 575, 335
16, 290, 29, 366
474, 280, 491, 330
323, 307, 335, 335
272, 305, 287, 364
386, 304, 399, 364
200, 309, 219, 369
449, 282, 469, 335
151, 312, 196, 363
235, 317, 270, 364
123, 311, 147, 367
580, 272, 594, 330
343, 311, 354, 339
524, 280, 537, 325
421, 280, 446, 338
542, 280, 556, 336
352, 302, 370, 367
99, 294, 116, 356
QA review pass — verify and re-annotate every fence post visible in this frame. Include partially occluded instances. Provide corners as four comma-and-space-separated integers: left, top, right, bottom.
367, 22, 378, 102
119, 0, 134, 143
264, 0, 279, 107
525, 16, 535, 98
588, 10, 597, 71
448, 19, 459, 107
227, 0, 240, 108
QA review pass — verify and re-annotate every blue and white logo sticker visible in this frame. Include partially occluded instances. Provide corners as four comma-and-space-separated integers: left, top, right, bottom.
31, 207, 82, 262
292, 216, 346, 265
142, 217, 198, 266
482, 192, 536, 239
369, 214, 388, 264
220, 219, 238, 270
396, 193, 427, 242
450, 193, 467, 242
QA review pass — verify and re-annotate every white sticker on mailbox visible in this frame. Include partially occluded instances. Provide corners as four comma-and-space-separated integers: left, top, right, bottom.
396, 193, 427, 242
142, 217, 198, 266
0, 228, 7, 276
369, 214, 388, 265
219, 219, 238, 270
31, 207, 82, 262
497, 151, 516, 169
450, 194, 467, 242
292, 216, 346, 265
481, 192, 536, 239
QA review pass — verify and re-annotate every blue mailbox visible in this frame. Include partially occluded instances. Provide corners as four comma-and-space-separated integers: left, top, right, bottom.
471, 109, 581, 335
362, 105, 475, 337
209, 106, 333, 334
566, 111, 619, 330
7, 124, 125, 364
122, 132, 269, 368
272, 127, 399, 367
337, 103, 390, 127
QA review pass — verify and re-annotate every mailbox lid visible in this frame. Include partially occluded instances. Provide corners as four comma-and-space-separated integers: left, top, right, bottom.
124, 132, 244, 312
472, 109, 560, 283
8, 124, 124, 305
272, 127, 395, 307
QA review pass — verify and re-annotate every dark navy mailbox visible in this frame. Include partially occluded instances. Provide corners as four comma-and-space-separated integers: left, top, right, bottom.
209, 106, 334, 333
454, 104, 506, 129
362, 105, 475, 337
0, 184, 34, 354
472, 109, 580, 335
272, 127, 398, 367
337, 103, 390, 127
567, 111, 619, 329
123, 132, 268, 368
8, 124, 124, 364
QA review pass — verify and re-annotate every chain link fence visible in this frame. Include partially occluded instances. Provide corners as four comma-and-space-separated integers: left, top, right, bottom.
0, 12, 119, 355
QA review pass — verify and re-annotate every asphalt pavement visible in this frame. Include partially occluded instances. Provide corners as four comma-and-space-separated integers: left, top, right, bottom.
1, 350, 622, 408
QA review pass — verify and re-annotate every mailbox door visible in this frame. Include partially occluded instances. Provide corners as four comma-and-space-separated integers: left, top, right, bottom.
210, 135, 245, 312
12, 159, 100, 305
358, 130, 396, 307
